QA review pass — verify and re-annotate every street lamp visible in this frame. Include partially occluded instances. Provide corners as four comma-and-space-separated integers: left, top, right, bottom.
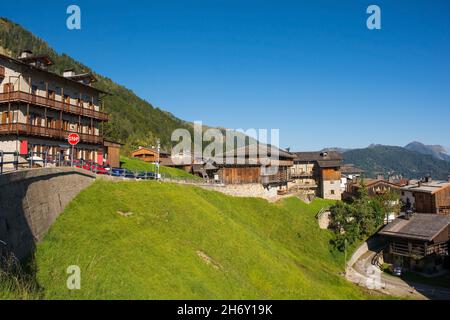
156, 139, 160, 180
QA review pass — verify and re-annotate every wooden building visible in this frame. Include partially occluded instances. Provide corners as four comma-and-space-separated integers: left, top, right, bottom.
131, 146, 170, 163
291, 151, 343, 200
380, 214, 450, 274
401, 178, 450, 215
103, 140, 122, 168
213, 144, 295, 186
0, 51, 109, 165
345, 178, 402, 199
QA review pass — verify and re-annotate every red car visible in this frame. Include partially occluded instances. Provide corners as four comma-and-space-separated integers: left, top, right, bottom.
75, 161, 108, 174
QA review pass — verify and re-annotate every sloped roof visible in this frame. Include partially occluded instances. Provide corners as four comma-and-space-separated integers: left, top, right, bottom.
401, 181, 450, 194
353, 179, 401, 189
341, 164, 364, 174
132, 147, 170, 156
317, 160, 343, 168
293, 151, 343, 162
379, 214, 450, 242
217, 144, 295, 159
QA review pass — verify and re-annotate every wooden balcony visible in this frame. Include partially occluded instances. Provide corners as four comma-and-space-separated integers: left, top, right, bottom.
389, 241, 449, 258
0, 123, 103, 145
290, 171, 314, 179
0, 91, 109, 121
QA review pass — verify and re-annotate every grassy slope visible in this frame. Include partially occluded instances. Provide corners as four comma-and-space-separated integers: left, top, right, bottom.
31, 180, 377, 300
119, 156, 201, 180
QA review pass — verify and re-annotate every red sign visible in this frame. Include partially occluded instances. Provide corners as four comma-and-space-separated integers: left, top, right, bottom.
68, 133, 80, 146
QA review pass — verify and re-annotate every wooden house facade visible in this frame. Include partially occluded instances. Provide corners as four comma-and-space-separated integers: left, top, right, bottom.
131, 147, 170, 163
213, 144, 294, 186
401, 179, 450, 215
345, 179, 402, 198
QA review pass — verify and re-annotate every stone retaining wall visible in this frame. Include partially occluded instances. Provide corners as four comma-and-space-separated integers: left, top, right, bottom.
0, 167, 96, 260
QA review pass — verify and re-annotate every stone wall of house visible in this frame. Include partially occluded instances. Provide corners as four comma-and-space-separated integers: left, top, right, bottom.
322, 180, 342, 200
0, 167, 96, 260
0, 138, 19, 169
201, 183, 280, 202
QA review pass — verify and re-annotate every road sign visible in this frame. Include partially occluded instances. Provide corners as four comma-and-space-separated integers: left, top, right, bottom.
68, 133, 80, 146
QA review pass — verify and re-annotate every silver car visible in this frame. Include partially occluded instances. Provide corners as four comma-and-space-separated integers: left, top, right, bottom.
393, 266, 402, 277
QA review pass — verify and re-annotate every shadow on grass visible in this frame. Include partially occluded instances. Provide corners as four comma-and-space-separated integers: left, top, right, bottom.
0, 252, 43, 300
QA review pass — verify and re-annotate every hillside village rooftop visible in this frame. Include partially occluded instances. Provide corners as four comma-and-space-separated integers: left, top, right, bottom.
401, 180, 450, 194
379, 214, 450, 242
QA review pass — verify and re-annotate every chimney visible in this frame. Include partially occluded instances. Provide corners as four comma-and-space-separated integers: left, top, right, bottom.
19, 50, 33, 59
377, 173, 384, 181
63, 69, 76, 77
448, 175, 450, 182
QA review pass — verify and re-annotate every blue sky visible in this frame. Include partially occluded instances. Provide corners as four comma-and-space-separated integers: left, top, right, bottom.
1, 0, 449, 150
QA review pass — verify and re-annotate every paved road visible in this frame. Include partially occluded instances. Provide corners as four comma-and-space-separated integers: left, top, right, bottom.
350, 250, 450, 300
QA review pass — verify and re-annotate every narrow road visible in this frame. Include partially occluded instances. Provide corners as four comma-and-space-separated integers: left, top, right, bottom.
351, 250, 450, 300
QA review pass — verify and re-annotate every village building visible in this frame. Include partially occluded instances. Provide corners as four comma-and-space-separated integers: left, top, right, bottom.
131, 146, 170, 163
401, 177, 450, 215
290, 151, 343, 200
0, 51, 117, 166
103, 140, 122, 168
344, 178, 402, 199
379, 213, 450, 274
340, 164, 364, 194
211, 144, 295, 187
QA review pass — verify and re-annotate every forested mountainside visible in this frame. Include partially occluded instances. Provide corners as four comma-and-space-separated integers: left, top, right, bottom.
343, 145, 450, 180
0, 17, 192, 153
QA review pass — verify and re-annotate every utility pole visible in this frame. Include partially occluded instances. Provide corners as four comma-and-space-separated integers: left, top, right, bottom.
156, 138, 160, 180
344, 238, 347, 273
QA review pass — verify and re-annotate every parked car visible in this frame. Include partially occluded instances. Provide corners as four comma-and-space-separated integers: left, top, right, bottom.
136, 171, 157, 180
111, 168, 135, 179
90, 164, 108, 175
392, 266, 402, 277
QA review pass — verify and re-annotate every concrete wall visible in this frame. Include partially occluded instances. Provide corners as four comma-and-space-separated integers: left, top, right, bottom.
0, 167, 96, 260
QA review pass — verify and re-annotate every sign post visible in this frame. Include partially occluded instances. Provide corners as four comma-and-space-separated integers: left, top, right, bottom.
68, 133, 80, 167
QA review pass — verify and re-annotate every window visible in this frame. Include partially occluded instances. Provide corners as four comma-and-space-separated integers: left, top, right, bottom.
331, 190, 335, 195
47, 90, 55, 100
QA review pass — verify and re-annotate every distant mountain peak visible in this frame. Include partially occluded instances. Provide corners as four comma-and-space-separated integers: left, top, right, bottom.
405, 141, 450, 162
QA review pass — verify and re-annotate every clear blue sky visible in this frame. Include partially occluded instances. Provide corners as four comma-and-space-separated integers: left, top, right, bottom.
1, 0, 449, 150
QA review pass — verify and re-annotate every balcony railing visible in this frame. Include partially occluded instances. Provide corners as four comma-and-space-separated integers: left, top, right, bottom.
290, 171, 314, 178
390, 241, 449, 258
0, 91, 109, 121
0, 123, 103, 145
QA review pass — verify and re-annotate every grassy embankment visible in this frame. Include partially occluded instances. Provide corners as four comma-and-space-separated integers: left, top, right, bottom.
2, 180, 386, 299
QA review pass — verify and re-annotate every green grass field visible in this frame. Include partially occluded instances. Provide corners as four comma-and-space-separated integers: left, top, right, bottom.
120, 156, 201, 180
2, 180, 385, 300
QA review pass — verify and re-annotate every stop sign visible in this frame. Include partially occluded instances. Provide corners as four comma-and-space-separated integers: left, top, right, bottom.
68, 133, 80, 146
